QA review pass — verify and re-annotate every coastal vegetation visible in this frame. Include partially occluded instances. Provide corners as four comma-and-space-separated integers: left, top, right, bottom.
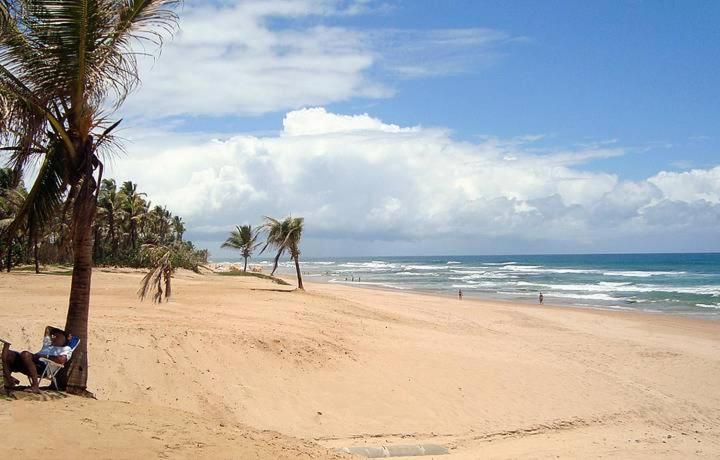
219, 217, 306, 289
0, 0, 180, 392
1, 173, 207, 273
221, 225, 261, 273
260, 216, 305, 290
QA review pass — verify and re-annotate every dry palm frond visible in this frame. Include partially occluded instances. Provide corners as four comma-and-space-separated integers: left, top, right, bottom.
137, 247, 172, 303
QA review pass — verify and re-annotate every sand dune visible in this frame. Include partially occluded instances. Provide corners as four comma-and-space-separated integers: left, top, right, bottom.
1, 269, 719, 458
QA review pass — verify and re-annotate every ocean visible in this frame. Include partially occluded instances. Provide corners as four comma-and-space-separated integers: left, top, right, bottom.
233, 253, 720, 319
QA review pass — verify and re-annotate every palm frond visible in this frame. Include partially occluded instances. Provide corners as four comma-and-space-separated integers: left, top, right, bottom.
137, 247, 172, 303
3, 143, 65, 242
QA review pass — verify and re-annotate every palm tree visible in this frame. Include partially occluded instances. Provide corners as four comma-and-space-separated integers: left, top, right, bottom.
137, 240, 208, 303
119, 181, 148, 250
222, 225, 261, 272
0, 183, 27, 271
171, 215, 185, 242
97, 178, 121, 256
260, 216, 305, 290
0, 0, 179, 393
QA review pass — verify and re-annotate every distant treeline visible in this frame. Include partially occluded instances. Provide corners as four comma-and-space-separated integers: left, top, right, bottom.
0, 168, 207, 273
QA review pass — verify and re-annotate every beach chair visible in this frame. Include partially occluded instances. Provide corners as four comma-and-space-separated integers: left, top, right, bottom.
38, 336, 80, 390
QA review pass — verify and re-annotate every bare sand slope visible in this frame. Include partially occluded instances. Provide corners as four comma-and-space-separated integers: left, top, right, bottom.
3, 396, 346, 459
1, 269, 719, 458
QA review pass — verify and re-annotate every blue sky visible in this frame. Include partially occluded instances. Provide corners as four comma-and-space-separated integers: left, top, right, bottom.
179, 0, 720, 177
112, 0, 720, 256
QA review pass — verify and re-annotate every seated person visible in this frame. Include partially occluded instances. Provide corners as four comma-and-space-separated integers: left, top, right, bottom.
1, 326, 73, 393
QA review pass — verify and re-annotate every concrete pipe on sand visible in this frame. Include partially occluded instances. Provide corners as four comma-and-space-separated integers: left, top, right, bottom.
336, 444, 449, 457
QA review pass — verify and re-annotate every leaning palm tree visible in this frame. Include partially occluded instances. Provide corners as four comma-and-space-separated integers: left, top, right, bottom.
137, 240, 206, 303
0, 0, 179, 393
222, 225, 260, 272
260, 216, 305, 290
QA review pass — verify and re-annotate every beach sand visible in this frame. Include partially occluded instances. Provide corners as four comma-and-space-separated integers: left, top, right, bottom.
1, 269, 719, 458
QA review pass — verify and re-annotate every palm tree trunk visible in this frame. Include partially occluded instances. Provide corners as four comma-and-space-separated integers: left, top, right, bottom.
93, 225, 101, 261
34, 239, 39, 274
293, 255, 304, 290
271, 250, 282, 276
60, 176, 97, 394
243, 256, 248, 272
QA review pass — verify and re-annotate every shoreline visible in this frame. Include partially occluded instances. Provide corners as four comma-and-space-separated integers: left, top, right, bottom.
298, 277, 720, 338
272, 270, 720, 322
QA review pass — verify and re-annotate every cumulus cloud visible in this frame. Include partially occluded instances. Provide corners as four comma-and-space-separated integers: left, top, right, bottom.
120, 0, 518, 119
648, 167, 720, 203
107, 108, 720, 255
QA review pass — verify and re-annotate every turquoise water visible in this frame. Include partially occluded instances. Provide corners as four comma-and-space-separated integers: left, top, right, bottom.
246, 253, 720, 319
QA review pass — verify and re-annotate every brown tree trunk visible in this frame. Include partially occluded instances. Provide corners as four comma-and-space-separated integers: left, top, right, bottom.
270, 250, 282, 276
34, 240, 39, 274
293, 254, 304, 290
60, 175, 97, 394
92, 225, 101, 261
243, 256, 248, 272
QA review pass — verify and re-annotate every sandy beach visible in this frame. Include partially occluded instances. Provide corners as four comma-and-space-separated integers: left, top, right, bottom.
1, 269, 719, 458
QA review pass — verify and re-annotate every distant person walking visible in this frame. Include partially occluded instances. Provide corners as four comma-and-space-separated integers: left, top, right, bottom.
458, 289, 463, 300
539, 292, 544, 305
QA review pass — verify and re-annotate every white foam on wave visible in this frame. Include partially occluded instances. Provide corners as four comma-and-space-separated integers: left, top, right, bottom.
502, 265, 599, 274
697, 303, 720, 309
516, 281, 720, 296
449, 274, 485, 281
335, 268, 389, 273
403, 264, 450, 271
548, 292, 620, 301
446, 261, 462, 264
394, 271, 439, 276
603, 270, 687, 278
602, 305, 637, 311
450, 269, 514, 279
482, 262, 517, 266
328, 278, 408, 290
452, 283, 487, 289
339, 261, 398, 270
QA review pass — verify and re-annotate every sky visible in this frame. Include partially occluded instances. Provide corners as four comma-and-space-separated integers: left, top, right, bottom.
107, 0, 720, 257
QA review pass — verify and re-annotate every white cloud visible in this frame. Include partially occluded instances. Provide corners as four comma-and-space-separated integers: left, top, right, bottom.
108, 108, 720, 254
369, 28, 520, 78
282, 107, 418, 135
120, 0, 517, 119
648, 167, 720, 203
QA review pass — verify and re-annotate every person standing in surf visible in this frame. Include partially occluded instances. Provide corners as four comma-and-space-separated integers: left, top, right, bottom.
539, 292, 544, 305
458, 289, 463, 300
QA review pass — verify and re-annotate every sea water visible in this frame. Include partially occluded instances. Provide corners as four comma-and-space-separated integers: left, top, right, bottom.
246, 253, 720, 319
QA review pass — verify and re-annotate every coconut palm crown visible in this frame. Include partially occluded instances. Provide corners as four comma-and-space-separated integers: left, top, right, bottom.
0, 0, 179, 393
222, 224, 261, 272
260, 216, 305, 290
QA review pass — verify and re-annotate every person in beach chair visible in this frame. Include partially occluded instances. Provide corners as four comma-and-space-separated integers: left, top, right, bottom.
1, 326, 76, 393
